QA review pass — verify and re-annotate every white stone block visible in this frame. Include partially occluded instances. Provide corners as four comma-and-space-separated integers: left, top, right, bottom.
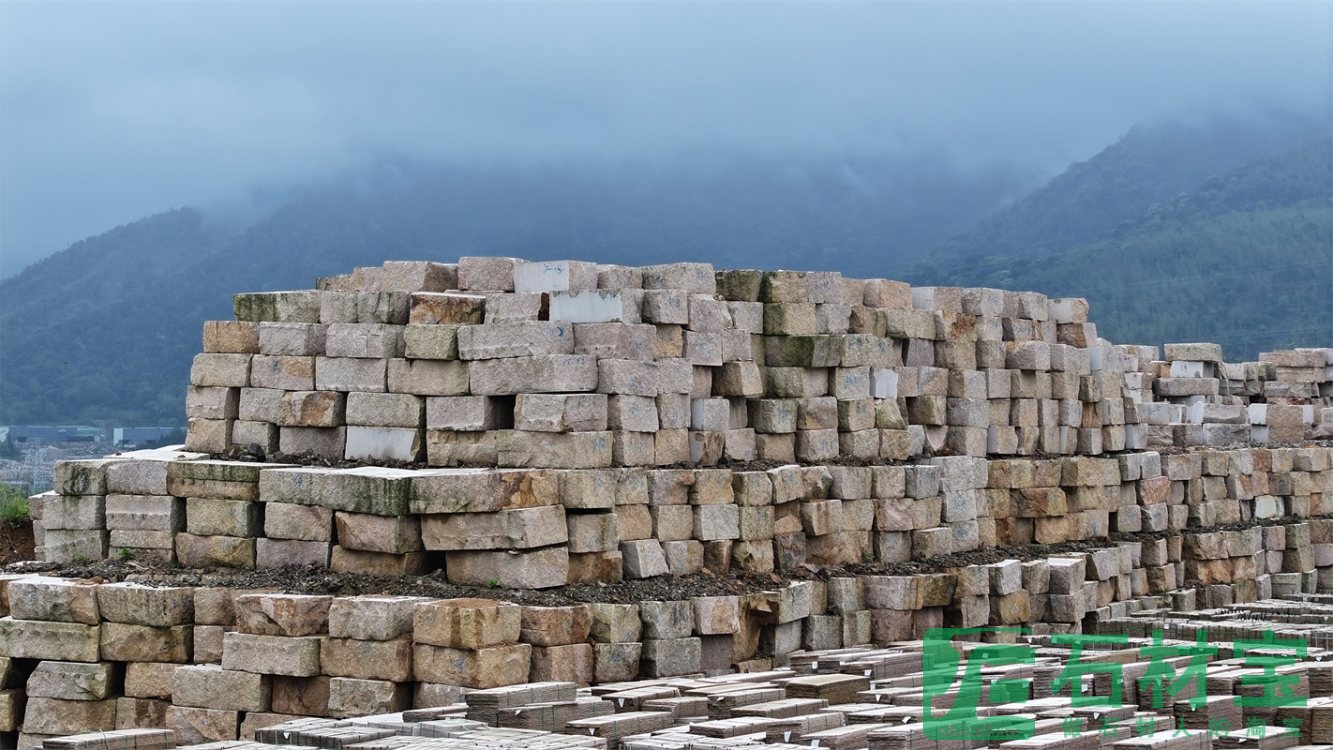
344, 426, 422, 462
1048, 297, 1089, 324
1169, 360, 1208, 378
549, 290, 643, 323
513, 260, 599, 294
870, 368, 898, 399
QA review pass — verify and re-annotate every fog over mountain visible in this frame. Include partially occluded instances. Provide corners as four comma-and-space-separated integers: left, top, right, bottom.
2, 1, 1329, 277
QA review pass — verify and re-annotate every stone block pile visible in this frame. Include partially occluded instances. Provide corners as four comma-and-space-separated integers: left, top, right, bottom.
1127, 344, 1333, 448
178, 257, 1331, 466
9, 256, 1333, 743
5, 500, 1333, 745
26, 445, 1333, 589
31, 591, 1333, 750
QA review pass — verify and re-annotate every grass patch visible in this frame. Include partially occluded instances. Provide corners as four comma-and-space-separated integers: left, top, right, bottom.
0, 486, 31, 526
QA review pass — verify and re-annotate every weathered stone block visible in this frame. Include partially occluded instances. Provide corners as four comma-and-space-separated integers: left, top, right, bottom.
260, 465, 415, 515
20, 696, 117, 735
520, 605, 592, 646
249, 354, 314, 390
641, 262, 716, 294
106, 494, 181, 534
321, 636, 413, 682
258, 322, 326, 356
445, 547, 570, 589
9, 577, 100, 624
458, 256, 521, 291
515, 393, 609, 432
498, 430, 614, 469
0, 620, 95, 662
101, 623, 192, 663
414, 598, 521, 649
221, 632, 322, 676
421, 505, 566, 550
165, 705, 241, 744
175, 533, 255, 569
26, 661, 115, 701
470, 354, 597, 395
124, 661, 177, 700
641, 637, 702, 677
186, 497, 262, 537
326, 595, 422, 641
622, 539, 668, 578
233, 594, 331, 637
97, 582, 193, 627
594, 642, 642, 683
345, 392, 424, 428
263, 502, 333, 541
314, 357, 389, 394
413, 643, 532, 688
530, 643, 594, 684
327, 676, 411, 719
203, 320, 260, 353
410, 293, 486, 325
256, 538, 331, 568
388, 357, 469, 394
115, 696, 171, 729
335, 511, 421, 554
278, 425, 345, 457
693, 596, 741, 635
325, 322, 405, 359
190, 353, 252, 388
569, 550, 624, 583
567, 512, 619, 553
410, 467, 556, 514
172, 664, 270, 712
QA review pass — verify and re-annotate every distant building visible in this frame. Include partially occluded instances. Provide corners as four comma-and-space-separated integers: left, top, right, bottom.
3, 425, 104, 444
113, 427, 183, 449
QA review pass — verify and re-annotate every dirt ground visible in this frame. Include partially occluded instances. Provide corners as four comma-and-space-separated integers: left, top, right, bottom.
2, 558, 796, 606
0, 522, 34, 566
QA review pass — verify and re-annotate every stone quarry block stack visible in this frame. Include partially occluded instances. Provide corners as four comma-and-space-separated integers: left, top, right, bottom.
7, 256, 1333, 744
179, 258, 1332, 467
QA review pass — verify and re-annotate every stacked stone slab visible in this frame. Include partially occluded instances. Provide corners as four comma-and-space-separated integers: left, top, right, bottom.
0, 552, 1267, 742
40, 607, 1333, 750
181, 258, 1328, 467
27, 445, 1333, 588
40, 256, 1333, 575
1122, 343, 1333, 448
11, 256, 1333, 743
184, 256, 1333, 465
38, 459, 120, 563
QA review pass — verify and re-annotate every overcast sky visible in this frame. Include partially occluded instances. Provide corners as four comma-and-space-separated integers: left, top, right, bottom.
0, 1, 1328, 276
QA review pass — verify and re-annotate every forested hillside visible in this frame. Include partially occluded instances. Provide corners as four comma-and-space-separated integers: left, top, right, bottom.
916, 139, 1333, 359
934, 113, 1325, 260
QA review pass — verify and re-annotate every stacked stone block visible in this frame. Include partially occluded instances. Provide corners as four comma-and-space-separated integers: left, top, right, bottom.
23, 443, 1333, 589
1124, 343, 1333, 448
180, 261, 1117, 465
5, 532, 1333, 742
